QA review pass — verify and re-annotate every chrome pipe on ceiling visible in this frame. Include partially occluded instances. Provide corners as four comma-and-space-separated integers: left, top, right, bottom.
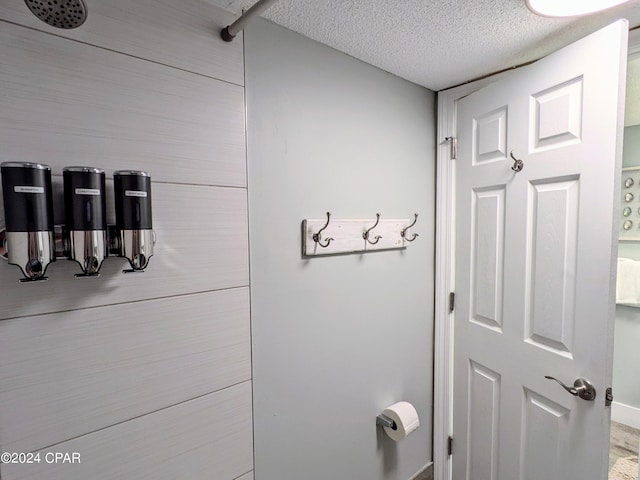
221, 0, 280, 42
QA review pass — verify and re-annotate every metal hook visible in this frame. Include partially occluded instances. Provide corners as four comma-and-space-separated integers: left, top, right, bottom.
510, 151, 524, 172
312, 212, 334, 248
363, 213, 382, 245
401, 213, 419, 243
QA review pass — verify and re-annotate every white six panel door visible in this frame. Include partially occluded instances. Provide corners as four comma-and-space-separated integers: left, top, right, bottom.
453, 21, 628, 480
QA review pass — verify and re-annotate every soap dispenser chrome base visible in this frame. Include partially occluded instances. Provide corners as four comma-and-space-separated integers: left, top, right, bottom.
115, 228, 154, 273
1, 230, 55, 281
1, 225, 156, 281
68, 230, 108, 277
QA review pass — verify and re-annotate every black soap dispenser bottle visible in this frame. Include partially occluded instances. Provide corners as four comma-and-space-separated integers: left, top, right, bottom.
113, 170, 154, 272
63, 166, 108, 277
0, 161, 56, 281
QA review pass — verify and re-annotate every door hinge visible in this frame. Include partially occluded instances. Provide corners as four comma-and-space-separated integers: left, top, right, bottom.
605, 387, 613, 407
448, 436, 454, 456
445, 136, 457, 160
449, 292, 455, 313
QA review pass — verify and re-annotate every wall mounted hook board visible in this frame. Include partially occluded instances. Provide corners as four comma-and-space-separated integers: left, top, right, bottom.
302, 214, 412, 256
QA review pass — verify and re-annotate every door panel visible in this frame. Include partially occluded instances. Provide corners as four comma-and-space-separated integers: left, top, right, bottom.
467, 361, 501, 480
472, 187, 506, 330
530, 77, 583, 152
521, 389, 570, 478
526, 177, 579, 356
453, 20, 628, 480
474, 106, 509, 164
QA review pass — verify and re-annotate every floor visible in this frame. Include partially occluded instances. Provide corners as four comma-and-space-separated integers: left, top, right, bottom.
609, 421, 639, 480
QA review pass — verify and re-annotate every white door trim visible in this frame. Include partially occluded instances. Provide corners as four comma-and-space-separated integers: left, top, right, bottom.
433, 27, 640, 480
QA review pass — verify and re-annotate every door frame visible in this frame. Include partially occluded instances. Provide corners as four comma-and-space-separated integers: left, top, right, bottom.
433, 26, 640, 480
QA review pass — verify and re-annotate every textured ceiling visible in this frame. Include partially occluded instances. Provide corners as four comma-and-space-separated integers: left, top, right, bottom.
210, 0, 640, 91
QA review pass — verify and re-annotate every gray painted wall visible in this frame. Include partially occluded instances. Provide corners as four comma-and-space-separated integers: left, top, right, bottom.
616, 124, 640, 409
245, 19, 436, 480
0, 1, 253, 478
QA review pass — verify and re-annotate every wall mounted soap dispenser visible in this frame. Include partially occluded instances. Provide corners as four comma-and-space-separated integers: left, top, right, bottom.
63, 166, 107, 277
113, 170, 154, 272
0, 162, 55, 281
1, 166, 156, 281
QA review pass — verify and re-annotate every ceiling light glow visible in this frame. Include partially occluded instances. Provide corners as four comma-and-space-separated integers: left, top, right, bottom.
526, 0, 631, 17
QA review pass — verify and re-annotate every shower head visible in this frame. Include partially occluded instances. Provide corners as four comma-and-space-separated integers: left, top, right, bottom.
24, 0, 87, 29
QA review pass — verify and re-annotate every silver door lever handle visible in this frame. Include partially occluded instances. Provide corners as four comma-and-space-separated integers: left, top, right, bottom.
545, 376, 596, 401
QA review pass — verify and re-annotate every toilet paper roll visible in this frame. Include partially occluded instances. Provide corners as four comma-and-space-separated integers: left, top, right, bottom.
382, 401, 420, 442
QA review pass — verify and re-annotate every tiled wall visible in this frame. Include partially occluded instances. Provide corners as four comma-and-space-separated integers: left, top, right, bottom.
0, 1, 253, 478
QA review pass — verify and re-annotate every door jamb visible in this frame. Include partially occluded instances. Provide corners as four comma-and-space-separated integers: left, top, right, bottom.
432, 27, 640, 480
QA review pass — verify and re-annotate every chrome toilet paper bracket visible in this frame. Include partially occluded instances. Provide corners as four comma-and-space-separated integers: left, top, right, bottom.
376, 413, 397, 430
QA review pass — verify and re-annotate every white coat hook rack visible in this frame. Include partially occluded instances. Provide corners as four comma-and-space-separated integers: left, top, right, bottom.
302, 213, 419, 257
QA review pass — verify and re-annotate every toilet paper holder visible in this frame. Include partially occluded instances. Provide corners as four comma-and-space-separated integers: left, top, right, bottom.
376, 413, 397, 430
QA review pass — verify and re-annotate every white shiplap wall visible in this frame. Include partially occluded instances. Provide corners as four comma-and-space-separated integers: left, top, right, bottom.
0, 1, 252, 479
